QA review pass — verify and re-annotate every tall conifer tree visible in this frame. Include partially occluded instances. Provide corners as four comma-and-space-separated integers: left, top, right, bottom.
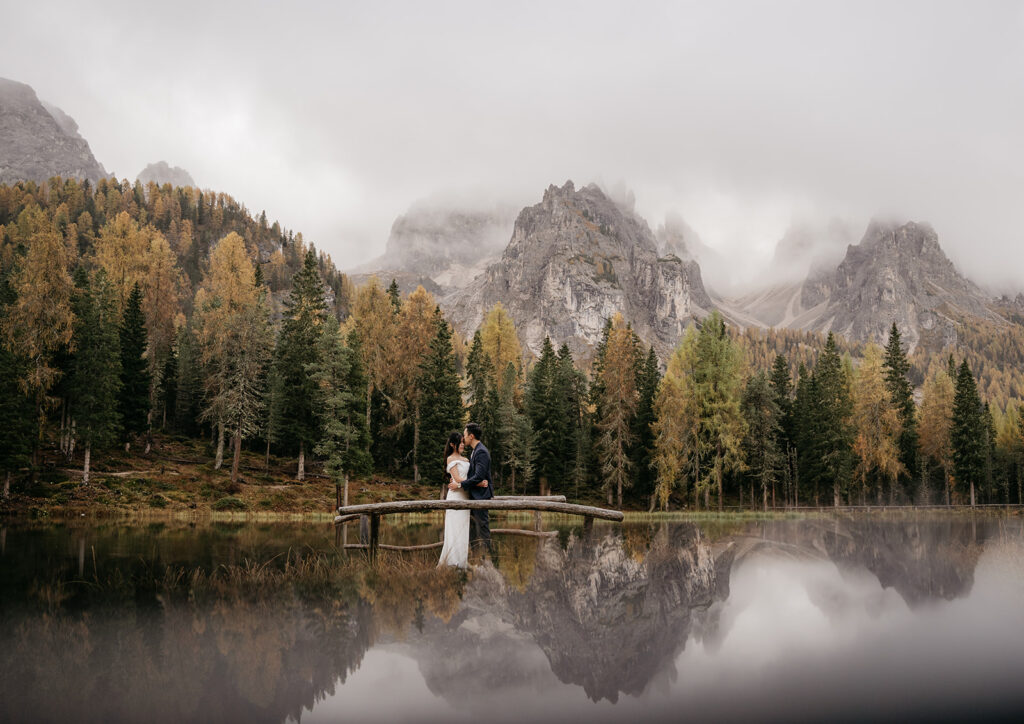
417, 310, 465, 494
272, 248, 328, 479
69, 269, 122, 483
118, 282, 151, 448
632, 345, 661, 507
310, 316, 371, 509
952, 360, 985, 506
882, 323, 919, 495
741, 371, 782, 510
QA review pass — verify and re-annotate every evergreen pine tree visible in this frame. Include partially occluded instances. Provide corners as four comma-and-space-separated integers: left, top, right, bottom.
526, 337, 565, 495
272, 249, 328, 480
814, 333, 854, 506
793, 362, 819, 506
118, 282, 151, 447
309, 316, 372, 509
157, 341, 177, 429
632, 345, 661, 507
769, 354, 796, 504
882, 323, 919, 496
556, 343, 589, 500
387, 278, 401, 312
741, 371, 782, 510
70, 269, 122, 483
952, 360, 985, 506
173, 324, 202, 436
417, 310, 465, 495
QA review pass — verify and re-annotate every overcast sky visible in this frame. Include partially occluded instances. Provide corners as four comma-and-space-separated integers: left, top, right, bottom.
3, 0, 1023, 291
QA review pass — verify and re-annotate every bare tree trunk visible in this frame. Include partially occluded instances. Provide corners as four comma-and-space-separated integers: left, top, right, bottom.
83, 443, 92, 485
365, 381, 373, 452
343, 472, 349, 507
59, 399, 67, 455
68, 419, 76, 460
297, 440, 305, 481
793, 449, 799, 508
617, 476, 622, 509
833, 478, 840, 508
214, 423, 225, 469
230, 429, 241, 484
3, 471, 10, 499
944, 466, 951, 506
265, 439, 271, 473
970, 478, 976, 507
763, 478, 768, 511
413, 402, 420, 484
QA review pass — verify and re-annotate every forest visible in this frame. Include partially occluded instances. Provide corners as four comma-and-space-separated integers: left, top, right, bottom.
1, 177, 1023, 511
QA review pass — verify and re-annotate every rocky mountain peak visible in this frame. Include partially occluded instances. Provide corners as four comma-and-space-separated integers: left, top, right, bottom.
444, 181, 713, 360
0, 77, 107, 184
798, 219, 1001, 351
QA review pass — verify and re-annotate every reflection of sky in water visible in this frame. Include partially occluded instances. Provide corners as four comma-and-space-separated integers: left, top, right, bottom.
302, 538, 1024, 724
3, 518, 1023, 723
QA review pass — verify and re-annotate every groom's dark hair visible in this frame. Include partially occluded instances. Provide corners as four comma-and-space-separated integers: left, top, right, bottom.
465, 422, 483, 441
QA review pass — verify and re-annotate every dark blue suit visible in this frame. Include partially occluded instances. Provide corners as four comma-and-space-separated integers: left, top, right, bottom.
461, 441, 493, 549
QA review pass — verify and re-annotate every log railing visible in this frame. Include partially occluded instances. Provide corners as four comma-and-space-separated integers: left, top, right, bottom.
333, 496, 623, 557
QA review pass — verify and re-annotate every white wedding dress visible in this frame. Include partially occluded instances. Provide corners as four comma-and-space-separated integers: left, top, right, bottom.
438, 459, 471, 569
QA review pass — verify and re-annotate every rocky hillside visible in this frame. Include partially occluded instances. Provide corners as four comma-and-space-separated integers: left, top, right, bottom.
0, 77, 107, 184
137, 160, 195, 187
719, 220, 1005, 353
353, 201, 516, 291
445, 181, 714, 360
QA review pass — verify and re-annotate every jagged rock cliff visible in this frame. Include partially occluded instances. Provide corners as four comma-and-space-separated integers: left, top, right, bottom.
798, 220, 1002, 351
137, 160, 195, 187
446, 181, 714, 360
0, 77, 107, 184
719, 219, 1003, 352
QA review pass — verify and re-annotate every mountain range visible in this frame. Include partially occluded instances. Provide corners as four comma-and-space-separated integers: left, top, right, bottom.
370, 181, 1012, 361
1, 77, 1017, 363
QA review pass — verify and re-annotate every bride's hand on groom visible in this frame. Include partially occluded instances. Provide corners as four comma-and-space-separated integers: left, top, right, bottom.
477, 480, 488, 488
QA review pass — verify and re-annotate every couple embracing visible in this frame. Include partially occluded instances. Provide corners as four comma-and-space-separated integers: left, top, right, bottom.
438, 422, 492, 569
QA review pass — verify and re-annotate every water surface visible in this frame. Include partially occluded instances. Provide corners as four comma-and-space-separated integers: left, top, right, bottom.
2, 514, 1022, 723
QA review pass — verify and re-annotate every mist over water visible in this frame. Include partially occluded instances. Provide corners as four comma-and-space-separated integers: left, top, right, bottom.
2, 515, 1022, 723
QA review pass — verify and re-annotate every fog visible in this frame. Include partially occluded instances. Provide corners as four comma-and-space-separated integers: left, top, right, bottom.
3, 1, 1023, 292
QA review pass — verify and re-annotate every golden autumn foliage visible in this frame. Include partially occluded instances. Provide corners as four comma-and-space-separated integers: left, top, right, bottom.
851, 344, 905, 503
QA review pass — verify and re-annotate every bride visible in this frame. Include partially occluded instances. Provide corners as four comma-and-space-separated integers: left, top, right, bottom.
438, 432, 470, 568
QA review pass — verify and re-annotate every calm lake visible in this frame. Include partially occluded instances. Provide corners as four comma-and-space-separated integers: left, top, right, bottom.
2, 513, 1022, 723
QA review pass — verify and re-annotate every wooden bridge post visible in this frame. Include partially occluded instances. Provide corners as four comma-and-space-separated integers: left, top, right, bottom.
369, 514, 380, 559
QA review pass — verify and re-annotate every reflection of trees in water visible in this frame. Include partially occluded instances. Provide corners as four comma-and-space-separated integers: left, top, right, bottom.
0, 554, 463, 724
0, 516, 1007, 722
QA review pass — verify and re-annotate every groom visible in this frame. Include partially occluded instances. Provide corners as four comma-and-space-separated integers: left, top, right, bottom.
449, 422, 492, 551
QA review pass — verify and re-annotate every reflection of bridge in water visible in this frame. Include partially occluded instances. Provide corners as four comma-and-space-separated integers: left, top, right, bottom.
334, 494, 624, 555
0, 515, 1011, 721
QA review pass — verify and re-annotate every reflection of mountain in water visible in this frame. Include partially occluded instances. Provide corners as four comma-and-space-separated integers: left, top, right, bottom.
723, 517, 983, 607
509, 525, 716, 702
0, 517, 999, 722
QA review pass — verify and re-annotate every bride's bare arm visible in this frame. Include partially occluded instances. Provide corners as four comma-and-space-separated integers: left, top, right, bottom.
448, 458, 466, 483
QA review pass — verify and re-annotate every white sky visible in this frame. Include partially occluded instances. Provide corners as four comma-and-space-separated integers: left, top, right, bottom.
3, 0, 1023, 291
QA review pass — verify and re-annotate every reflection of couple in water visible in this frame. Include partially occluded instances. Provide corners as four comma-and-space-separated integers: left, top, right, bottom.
438, 422, 492, 568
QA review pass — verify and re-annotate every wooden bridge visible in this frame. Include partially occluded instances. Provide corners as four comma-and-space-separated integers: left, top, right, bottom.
334, 495, 624, 556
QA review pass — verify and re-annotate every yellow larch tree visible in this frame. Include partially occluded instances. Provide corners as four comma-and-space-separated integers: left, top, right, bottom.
851, 343, 905, 504
348, 276, 397, 449
918, 365, 955, 505
0, 208, 75, 459
479, 302, 522, 404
